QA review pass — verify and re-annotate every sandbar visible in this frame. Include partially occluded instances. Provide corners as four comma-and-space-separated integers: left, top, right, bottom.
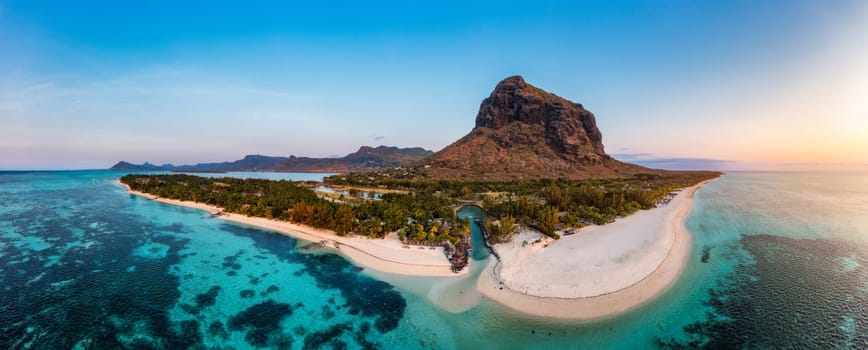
477, 180, 712, 320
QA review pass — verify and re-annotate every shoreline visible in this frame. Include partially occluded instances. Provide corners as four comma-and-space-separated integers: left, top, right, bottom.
118, 176, 713, 320
477, 179, 714, 320
117, 180, 463, 277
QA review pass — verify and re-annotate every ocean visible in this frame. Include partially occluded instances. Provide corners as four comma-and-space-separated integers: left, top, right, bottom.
0, 171, 865, 349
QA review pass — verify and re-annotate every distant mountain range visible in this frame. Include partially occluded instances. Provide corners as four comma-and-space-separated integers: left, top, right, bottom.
114, 76, 669, 180
110, 146, 433, 173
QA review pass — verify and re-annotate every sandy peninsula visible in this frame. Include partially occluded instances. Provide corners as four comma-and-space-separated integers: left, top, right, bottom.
478, 180, 712, 320
118, 181, 462, 277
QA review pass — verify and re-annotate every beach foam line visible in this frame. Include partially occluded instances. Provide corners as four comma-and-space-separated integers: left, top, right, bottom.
117, 180, 463, 277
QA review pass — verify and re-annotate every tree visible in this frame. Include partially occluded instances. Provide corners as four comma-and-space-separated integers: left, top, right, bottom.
437, 225, 451, 242
482, 194, 497, 209
291, 202, 312, 223
334, 206, 354, 236
382, 205, 405, 232
498, 215, 516, 239
348, 188, 361, 198
544, 184, 567, 208
427, 225, 438, 242
369, 219, 384, 238
538, 206, 559, 233
311, 203, 335, 229
412, 224, 426, 241
460, 218, 471, 235
459, 185, 472, 198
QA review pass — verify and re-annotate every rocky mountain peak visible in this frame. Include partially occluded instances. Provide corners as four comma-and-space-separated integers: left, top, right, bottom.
473, 75, 607, 161
423, 76, 647, 180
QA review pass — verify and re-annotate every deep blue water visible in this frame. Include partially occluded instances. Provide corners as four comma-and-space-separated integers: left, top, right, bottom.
1, 171, 866, 349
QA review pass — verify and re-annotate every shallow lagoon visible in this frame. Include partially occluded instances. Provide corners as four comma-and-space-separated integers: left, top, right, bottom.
0, 170, 865, 349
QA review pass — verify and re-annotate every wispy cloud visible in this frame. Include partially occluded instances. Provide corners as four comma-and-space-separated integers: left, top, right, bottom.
0, 65, 331, 168
612, 153, 736, 171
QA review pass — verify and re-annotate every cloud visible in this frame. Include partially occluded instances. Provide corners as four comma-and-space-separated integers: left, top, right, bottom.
371, 133, 385, 142
0, 65, 335, 168
611, 153, 736, 171
612, 152, 651, 159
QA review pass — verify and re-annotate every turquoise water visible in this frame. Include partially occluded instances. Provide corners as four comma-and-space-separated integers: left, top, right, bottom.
457, 205, 490, 261
1, 171, 865, 349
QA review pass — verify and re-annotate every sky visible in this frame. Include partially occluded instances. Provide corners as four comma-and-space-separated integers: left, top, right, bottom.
1, 1, 866, 171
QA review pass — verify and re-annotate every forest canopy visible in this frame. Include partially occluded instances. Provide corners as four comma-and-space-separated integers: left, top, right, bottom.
121, 170, 718, 242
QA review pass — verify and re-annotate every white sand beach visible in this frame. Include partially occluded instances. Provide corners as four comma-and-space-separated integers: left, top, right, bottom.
477, 180, 712, 320
118, 181, 462, 277
120, 177, 710, 319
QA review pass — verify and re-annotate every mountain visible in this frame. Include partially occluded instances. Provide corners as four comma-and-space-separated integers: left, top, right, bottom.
173, 155, 287, 172
109, 146, 433, 173
273, 146, 434, 172
344, 146, 433, 166
109, 161, 175, 171
422, 76, 653, 180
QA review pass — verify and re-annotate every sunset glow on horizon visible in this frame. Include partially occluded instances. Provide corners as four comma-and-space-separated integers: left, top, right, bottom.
1, 1, 866, 170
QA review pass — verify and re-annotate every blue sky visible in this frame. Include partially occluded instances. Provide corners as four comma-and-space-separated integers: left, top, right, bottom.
1, 1, 866, 170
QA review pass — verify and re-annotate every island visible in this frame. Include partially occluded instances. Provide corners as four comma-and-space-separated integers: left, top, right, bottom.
118, 75, 720, 320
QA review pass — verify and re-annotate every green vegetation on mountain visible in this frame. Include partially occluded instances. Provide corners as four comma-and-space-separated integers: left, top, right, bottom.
110, 145, 433, 172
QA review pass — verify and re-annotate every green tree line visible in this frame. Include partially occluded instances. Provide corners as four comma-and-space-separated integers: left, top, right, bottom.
120, 174, 462, 243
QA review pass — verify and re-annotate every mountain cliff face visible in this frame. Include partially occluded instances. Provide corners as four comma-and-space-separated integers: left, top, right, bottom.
423, 76, 651, 180
110, 146, 433, 173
